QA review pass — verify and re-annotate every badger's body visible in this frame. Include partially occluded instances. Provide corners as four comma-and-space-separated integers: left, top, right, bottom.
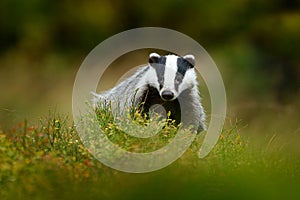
92, 53, 206, 132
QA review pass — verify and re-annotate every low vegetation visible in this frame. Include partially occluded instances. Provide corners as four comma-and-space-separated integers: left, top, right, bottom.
0, 111, 299, 200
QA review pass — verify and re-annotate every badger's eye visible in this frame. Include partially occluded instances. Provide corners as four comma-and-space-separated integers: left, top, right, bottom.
158, 77, 164, 89
175, 76, 182, 85
159, 84, 163, 90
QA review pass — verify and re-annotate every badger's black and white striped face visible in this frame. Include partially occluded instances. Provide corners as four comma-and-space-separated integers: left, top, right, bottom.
147, 53, 197, 101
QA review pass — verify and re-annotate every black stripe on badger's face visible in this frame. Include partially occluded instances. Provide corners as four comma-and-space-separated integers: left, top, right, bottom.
150, 56, 166, 90
174, 57, 194, 91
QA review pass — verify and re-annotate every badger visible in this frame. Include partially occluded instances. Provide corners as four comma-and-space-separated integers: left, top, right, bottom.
92, 53, 206, 133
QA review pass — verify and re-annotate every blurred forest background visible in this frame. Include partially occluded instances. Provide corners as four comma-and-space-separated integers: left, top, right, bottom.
0, 0, 299, 137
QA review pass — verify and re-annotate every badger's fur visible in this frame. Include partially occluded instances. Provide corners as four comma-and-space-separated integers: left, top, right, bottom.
92, 53, 206, 132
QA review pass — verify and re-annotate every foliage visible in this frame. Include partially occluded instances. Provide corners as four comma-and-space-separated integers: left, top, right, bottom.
0, 1, 299, 198
0, 0, 299, 103
0, 111, 299, 199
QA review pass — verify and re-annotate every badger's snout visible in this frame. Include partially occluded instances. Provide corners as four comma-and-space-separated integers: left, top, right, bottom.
161, 90, 175, 101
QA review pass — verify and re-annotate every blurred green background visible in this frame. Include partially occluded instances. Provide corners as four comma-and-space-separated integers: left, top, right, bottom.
0, 0, 299, 136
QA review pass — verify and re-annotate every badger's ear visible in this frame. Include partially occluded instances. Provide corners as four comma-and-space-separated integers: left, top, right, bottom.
183, 54, 195, 67
149, 53, 160, 64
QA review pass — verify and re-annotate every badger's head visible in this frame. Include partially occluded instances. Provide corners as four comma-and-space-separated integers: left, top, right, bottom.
147, 53, 197, 101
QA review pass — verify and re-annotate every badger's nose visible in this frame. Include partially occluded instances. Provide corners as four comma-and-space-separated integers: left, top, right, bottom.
161, 91, 174, 101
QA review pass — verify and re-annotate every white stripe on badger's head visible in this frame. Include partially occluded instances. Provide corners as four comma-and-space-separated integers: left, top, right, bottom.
148, 53, 197, 101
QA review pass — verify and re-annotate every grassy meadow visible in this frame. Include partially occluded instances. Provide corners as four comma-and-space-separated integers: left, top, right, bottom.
1, 48, 299, 200
0, 108, 300, 199
1, 0, 300, 199
1, 49, 299, 200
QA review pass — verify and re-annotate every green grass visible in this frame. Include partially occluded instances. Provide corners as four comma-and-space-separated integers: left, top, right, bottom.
0, 112, 299, 200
